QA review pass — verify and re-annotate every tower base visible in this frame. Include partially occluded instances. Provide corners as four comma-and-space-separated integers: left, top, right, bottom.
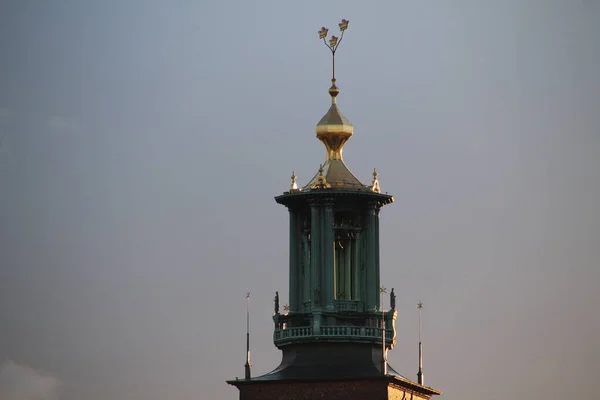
228, 344, 440, 400
229, 376, 441, 400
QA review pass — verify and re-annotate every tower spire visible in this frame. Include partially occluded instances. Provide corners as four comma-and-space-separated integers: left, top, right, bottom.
316, 19, 354, 163
229, 21, 443, 400
244, 291, 251, 380
417, 301, 424, 385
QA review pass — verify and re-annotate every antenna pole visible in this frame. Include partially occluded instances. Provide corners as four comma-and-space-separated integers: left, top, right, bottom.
417, 302, 423, 385
244, 291, 251, 380
380, 287, 387, 375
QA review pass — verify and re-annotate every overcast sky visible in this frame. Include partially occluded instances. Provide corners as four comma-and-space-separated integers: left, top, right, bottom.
1, 1, 599, 399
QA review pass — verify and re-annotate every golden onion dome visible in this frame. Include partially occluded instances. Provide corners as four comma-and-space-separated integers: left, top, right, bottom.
315, 80, 354, 161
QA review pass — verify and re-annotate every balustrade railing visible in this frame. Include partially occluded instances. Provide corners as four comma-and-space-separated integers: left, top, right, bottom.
274, 325, 393, 342
321, 326, 363, 336
273, 326, 313, 340
363, 327, 394, 340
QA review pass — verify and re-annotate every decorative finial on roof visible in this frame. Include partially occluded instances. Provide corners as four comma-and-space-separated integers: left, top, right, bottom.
310, 164, 331, 189
318, 19, 349, 104
371, 168, 381, 193
274, 291, 280, 315
290, 171, 300, 192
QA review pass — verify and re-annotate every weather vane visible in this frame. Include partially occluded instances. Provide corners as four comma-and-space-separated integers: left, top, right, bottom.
318, 19, 349, 83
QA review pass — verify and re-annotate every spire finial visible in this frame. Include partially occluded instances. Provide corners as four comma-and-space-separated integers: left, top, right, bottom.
290, 171, 299, 192
417, 301, 424, 385
371, 168, 381, 193
244, 291, 252, 380
318, 19, 349, 104
311, 164, 331, 189
315, 20, 353, 162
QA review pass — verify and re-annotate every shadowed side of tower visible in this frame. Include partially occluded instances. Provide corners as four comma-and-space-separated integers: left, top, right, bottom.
227, 20, 441, 400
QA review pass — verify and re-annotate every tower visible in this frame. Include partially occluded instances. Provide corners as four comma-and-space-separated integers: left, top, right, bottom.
228, 20, 441, 400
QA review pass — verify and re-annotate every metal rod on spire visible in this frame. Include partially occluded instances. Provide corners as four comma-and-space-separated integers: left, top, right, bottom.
244, 291, 252, 380
417, 301, 424, 385
318, 19, 349, 104
380, 286, 388, 375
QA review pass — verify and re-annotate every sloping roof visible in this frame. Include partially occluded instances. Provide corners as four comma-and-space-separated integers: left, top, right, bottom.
303, 159, 367, 191
245, 343, 404, 382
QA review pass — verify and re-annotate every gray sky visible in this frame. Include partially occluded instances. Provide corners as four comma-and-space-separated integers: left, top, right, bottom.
1, 1, 599, 399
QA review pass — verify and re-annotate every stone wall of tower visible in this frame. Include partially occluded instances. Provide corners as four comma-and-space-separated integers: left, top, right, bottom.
235, 380, 434, 400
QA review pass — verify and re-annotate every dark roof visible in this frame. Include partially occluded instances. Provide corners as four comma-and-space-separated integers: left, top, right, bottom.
247, 343, 401, 381
227, 343, 441, 395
